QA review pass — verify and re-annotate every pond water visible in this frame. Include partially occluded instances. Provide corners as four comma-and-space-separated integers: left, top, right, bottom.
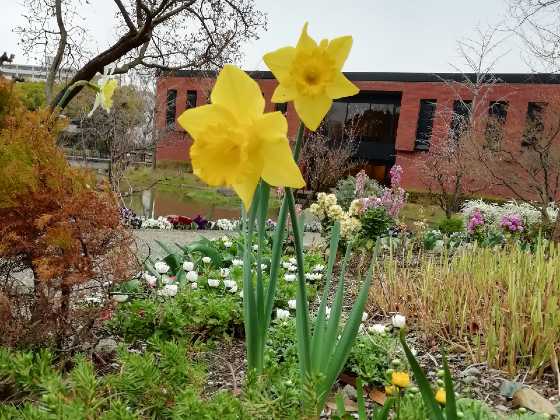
124, 189, 243, 220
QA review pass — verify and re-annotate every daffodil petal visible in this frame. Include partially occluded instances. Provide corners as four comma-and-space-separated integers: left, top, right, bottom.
262, 138, 305, 189
177, 104, 235, 140
232, 174, 260, 210
326, 72, 360, 99
296, 22, 317, 51
294, 94, 332, 131
271, 83, 296, 103
211, 64, 264, 123
327, 36, 353, 70
263, 46, 296, 85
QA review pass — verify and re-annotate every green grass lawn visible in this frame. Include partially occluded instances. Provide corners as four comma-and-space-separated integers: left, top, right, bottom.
399, 202, 448, 228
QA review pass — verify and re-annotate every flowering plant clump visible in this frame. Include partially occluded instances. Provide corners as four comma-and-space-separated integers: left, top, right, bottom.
500, 214, 524, 233
467, 209, 485, 234
309, 192, 361, 239
141, 216, 173, 230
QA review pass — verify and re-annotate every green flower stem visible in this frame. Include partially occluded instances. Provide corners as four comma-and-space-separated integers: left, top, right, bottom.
243, 185, 262, 372
255, 181, 270, 369
286, 189, 311, 375
263, 121, 305, 331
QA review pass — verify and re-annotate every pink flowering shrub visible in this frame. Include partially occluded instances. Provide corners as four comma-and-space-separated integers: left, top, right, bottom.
500, 214, 524, 233
467, 209, 485, 233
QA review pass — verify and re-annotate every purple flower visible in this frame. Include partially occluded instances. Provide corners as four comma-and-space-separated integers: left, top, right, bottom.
355, 170, 368, 198
500, 214, 524, 233
193, 214, 208, 229
389, 165, 403, 187
467, 210, 485, 233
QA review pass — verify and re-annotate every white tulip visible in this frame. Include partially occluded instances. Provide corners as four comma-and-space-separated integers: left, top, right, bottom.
288, 264, 297, 272
191, 282, 198, 290
392, 314, 406, 328
208, 279, 220, 287
276, 308, 290, 320
158, 284, 178, 297
220, 268, 230, 278
112, 294, 128, 303
369, 324, 386, 334
288, 257, 297, 265
144, 273, 157, 287
284, 273, 296, 282
362, 312, 369, 322
282, 262, 291, 269
202, 256, 212, 264
154, 261, 169, 274
232, 259, 243, 267
224, 241, 233, 248
186, 271, 198, 282
183, 261, 194, 271
288, 299, 297, 310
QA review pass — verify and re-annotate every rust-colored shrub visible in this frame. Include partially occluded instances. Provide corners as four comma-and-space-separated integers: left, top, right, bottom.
0, 77, 138, 349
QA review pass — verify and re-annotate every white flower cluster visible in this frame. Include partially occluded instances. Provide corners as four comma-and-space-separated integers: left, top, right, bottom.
305, 272, 323, 281
215, 219, 239, 231
309, 193, 361, 239
141, 217, 173, 230
462, 199, 558, 229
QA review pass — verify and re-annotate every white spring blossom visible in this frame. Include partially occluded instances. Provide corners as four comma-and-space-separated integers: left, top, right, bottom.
202, 256, 212, 264
288, 299, 297, 310
362, 312, 369, 322
287, 264, 298, 272
305, 272, 323, 281
232, 259, 243, 267
224, 241, 233, 248
284, 273, 296, 282
112, 294, 128, 303
220, 268, 230, 278
252, 244, 259, 251
141, 217, 173, 230
223, 280, 237, 293
288, 257, 297, 265
216, 219, 239, 231
276, 308, 290, 320
158, 284, 178, 297
368, 324, 386, 334
208, 279, 220, 287
462, 199, 558, 229
392, 314, 406, 328
282, 261, 291, 269
143, 273, 157, 288
154, 261, 170, 274
183, 261, 194, 271
186, 271, 198, 282
313, 264, 325, 272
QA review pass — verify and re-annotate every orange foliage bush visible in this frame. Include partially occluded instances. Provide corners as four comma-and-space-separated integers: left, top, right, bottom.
0, 77, 138, 349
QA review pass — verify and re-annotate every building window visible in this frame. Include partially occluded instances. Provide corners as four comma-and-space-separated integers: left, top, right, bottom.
186, 90, 197, 109
414, 99, 437, 150
275, 102, 288, 114
486, 101, 508, 148
166, 89, 177, 129
450, 100, 472, 142
523, 101, 547, 147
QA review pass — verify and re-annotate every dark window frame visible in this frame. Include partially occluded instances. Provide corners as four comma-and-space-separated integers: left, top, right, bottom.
275, 102, 288, 114
486, 100, 509, 148
449, 100, 472, 142
522, 101, 547, 147
186, 90, 197, 109
414, 99, 437, 151
166, 89, 177, 130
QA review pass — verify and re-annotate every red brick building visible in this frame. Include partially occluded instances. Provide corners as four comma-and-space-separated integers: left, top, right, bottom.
155, 71, 560, 197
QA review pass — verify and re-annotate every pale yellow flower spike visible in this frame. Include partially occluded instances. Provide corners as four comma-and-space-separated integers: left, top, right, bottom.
263, 22, 359, 131
177, 65, 305, 209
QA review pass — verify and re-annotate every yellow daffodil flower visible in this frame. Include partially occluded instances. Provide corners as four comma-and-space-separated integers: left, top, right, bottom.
177, 65, 305, 209
391, 371, 410, 388
263, 22, 359, 131
435, 387, 446, 405
384, 385, 398, 396
89, 65, 118, 117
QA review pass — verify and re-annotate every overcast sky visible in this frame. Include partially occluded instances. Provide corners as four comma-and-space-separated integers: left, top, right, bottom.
1, 0, 532, 73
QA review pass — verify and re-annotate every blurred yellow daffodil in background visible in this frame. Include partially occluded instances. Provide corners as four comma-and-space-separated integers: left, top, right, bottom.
263, 22, 359, 131
177, 64, 305, 209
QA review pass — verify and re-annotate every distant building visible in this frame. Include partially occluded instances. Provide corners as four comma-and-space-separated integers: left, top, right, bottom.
0, 62, 74, 82
155, 70, 560, 199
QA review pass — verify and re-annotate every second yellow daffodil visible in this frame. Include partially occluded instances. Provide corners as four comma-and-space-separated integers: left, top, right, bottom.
177, 65, 305, 209
263, 23, 359, 131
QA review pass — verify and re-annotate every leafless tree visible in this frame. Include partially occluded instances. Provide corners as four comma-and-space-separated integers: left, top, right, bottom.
299, 122, 362, 199
420, 27, 509, 218
508, 0, 560, 71
15, 0, 267, 109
